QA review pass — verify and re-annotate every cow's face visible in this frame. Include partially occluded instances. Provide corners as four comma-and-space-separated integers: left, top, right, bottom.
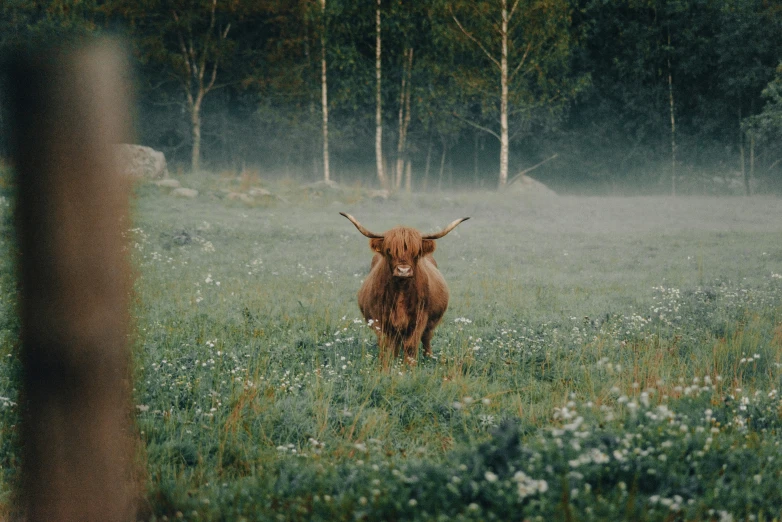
340, 212, 467, 278
370, 228, 435, 278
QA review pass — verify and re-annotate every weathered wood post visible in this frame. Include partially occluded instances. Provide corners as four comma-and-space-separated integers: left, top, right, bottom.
8, 40, 136, 521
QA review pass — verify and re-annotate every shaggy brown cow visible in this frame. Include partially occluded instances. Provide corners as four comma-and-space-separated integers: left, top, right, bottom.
340, 212, 469, 365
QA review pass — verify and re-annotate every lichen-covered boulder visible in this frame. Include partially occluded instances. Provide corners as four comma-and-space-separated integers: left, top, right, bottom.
153, 179, 181, 189
171, 188, 198, 198
507, 174, 557, 197
115, 144, 169, 180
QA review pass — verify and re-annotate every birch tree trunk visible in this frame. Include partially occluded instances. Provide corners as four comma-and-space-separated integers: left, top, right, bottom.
304, 10, 319, 179
423, 133, 432, 190
438, 141, 447, 191
403, 62, 413, 193
498, 0, 510, 189
473, 131, 480, 186
395, 62, 405, 190
375, 0, 387, 189
739, 106, 746, 195
395, 48, 414, 192
667, 31, 676, 197
320, 0, 330, 182
405, 158, 412, 192
190, 96, 202, 172
748, 131, 754, 196
173, 0, 229, 173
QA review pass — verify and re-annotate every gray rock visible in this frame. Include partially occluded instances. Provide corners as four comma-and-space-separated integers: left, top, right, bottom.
153, 179, 181, 189
305, 179, 340, 190
172, 230, 192, 245
227, 192, 254, 203
247, 187, 272, 197
171, 188, 198, 198
115, 144, 169, 180
507, 174, 557, 196
367, 189, 390, 200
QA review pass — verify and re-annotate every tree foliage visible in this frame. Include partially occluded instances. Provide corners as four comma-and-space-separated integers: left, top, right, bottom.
1, 0, 781, 192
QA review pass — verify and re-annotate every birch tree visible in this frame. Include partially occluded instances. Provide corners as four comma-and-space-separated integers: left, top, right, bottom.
449, 0, 575, 189
174, 0, 230, 173
743, 66, 782, 175
106, 0, 235, 173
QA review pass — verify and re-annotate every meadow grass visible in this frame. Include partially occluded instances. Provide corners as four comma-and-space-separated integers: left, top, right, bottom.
1, 177, 782, 520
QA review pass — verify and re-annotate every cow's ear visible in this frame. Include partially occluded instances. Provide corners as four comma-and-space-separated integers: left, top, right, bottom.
422, 239, 436, 256
370, 238, 384, 253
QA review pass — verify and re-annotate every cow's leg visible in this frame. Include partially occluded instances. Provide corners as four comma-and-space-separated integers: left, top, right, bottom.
392, 335, 403, 359
403, 318, 430, 365
403, 340, 419, 365
378, 329, 403, 371
421, 328, 434, 358
378, 333, 393, 370
378, 336, 392, 371
422, 313, 444, 357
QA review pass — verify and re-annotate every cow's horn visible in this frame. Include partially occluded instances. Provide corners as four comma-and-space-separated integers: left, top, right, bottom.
422, 217, 470, 240
340, 212, 384, 238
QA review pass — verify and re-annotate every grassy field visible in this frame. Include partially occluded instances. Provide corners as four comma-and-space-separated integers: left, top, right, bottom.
2, 176, 782, 520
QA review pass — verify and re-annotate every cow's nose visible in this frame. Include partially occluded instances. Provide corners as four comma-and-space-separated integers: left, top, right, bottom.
395, 265, 412, 277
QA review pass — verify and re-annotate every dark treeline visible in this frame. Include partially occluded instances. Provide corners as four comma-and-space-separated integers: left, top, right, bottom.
1, 0, 782, 193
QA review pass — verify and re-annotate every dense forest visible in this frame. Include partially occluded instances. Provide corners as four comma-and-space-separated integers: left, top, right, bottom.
1, 0, 782, 193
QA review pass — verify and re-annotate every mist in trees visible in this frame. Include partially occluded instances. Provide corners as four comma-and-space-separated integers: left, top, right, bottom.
1, 0, 781, 194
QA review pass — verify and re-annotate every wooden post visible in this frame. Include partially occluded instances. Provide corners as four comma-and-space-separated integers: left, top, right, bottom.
9, 40, 136, 521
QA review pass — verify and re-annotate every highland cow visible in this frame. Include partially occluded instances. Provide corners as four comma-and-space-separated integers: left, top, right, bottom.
340, 212, 469, 365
